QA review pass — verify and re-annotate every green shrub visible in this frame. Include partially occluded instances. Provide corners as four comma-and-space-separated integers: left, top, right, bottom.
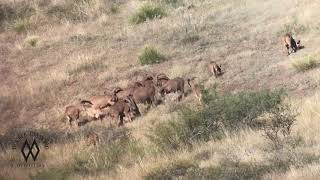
130, 3, 166, 24
110, 4, 119, 13
148, 88, 286, 151
203, 89, 285, 130
13, 18, 30, 33
292, 55, 318, 72
139, 46, 166, 65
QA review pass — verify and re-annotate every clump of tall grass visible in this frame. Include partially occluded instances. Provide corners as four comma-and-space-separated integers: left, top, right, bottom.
13, 18, 30, 33
292, 55, 319, 72
24, 36, 39, 47
139, 46, 166, 65
130, 3, 166, 24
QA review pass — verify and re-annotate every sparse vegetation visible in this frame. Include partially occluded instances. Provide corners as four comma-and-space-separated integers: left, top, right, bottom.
1, 0, 320, 179
30, 168, 71, 180
144, 159, 198, 180
181, 34, 200, 45
151, 0, 182, 7
139, 46, 166, 65
261, 104, 298, 147
279, 16, 307, 35
12, 18, 30, 33
292, 55, 319, 72
110, 4, 119, 14
67, 61, 104, 76
24, 36, 39, 47
130, 3, 166, 24
72, 136, 144, 173
148, 88, 287, 151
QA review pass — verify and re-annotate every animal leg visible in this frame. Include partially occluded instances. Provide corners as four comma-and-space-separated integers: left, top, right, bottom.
66, 116, 72, 126
285, 44, 290, 55
213, 69, 218, 78
118, 115, 124, 127
127, 113, 132, 122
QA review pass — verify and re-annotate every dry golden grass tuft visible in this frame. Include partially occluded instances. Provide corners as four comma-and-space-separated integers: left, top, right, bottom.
292, 54, 319, 72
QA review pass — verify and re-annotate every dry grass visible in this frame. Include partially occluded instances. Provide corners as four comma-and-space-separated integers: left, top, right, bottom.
1, 0, 320, 179
292, 54, 319, 72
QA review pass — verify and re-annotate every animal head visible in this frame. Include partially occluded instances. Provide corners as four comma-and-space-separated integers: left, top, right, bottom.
143, 75, 154, 81
211, 62, 222, 76
296, 40, 301, 49
156, 73, 170, 87
78, 99, 91, 110
187, 77, 196, 87
103, 91, 118, 104
111, 94, 118, 103
124, 95, 141, 117
140, 74, 155, 87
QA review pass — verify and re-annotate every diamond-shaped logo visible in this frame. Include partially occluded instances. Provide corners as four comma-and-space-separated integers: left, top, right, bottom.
21, 139, 40, 162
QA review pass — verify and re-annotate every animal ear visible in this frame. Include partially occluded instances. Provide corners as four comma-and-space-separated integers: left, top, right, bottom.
297, 40, 300, 44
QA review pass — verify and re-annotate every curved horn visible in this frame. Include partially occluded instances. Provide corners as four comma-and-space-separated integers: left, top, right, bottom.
81, 100, 93, 105
112, 87, 123, 94
143, 74, 154, 81
157, 73, 169, 79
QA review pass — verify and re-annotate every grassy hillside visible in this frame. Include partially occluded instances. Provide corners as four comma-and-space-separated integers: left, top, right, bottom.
0, 0, 320, 179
